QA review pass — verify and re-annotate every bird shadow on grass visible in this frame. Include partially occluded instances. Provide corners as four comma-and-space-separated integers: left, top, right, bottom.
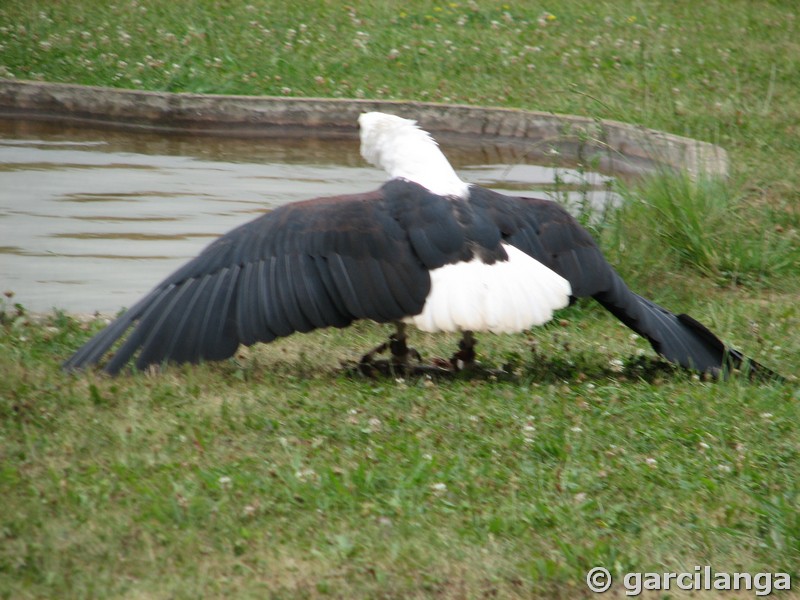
341, 351, 692, 385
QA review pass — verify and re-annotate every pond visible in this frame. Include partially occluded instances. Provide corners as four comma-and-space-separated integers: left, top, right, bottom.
0, 118, 616, 313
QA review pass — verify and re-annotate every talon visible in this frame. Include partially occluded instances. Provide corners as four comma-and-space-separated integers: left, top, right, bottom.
360, 341, 389, 366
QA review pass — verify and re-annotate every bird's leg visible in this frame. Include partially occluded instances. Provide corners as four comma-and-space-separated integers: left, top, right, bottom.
451, 330, 477, 371
388, 322, 422, 367
359, 322, 421, 371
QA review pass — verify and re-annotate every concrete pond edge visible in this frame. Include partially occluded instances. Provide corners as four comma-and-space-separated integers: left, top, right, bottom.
0, 79, 728, 177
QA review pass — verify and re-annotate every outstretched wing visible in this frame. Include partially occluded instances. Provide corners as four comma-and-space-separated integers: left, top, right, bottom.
474, 187, 780, 379
64, 180, 479, 373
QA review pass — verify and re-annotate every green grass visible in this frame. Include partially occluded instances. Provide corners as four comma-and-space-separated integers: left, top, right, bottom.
2, 297, 799, 598
612, 172, 800, 287
2, 0, 800, 597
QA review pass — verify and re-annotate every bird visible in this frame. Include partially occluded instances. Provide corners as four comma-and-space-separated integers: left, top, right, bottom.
63, 111, 779, 380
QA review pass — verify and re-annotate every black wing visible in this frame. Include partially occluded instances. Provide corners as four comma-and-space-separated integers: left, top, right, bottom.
63, 180, 503, 374
472, 186, 781, 379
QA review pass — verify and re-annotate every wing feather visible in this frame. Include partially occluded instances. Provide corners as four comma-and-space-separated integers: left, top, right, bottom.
103, 285, 180, 374
287, 254, 327, 329
161, 275, 213, 363
277, 253, 315, 333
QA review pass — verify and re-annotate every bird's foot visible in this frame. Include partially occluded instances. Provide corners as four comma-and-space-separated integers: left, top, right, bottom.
359, 341, 389, 368
388, 331, 422, 367
358, 332, 422, 376
450, 331, 477, 372
351, 329, 504, 379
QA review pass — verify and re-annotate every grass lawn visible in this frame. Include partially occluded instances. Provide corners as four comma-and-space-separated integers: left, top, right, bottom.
1, 1, 799, 598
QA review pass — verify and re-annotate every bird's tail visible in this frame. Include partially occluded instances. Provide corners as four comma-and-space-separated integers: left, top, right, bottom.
592, 270, 782, 381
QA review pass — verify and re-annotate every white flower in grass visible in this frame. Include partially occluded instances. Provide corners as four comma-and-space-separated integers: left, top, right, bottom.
363, 417, 382, 433
430, 482, 447, 494
295, 468, 318, 482
521, 417, 536, 443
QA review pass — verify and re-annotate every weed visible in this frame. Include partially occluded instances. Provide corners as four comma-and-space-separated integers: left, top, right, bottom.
614, 172, 800, 286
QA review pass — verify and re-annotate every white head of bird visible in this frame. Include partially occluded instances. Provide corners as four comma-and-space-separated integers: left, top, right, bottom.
358, 112, 470, 198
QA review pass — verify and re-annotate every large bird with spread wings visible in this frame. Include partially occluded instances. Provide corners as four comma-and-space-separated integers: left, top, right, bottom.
64, 112, 777, 379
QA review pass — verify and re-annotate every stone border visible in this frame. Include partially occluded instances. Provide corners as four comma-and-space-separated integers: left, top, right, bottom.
0, 79, 727, 177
